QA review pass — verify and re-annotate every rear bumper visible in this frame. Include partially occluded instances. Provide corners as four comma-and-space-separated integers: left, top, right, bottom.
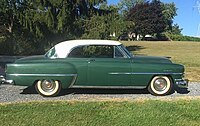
175, 79, 188, 88
0, 75, 4, 84
0, 75, 14, 85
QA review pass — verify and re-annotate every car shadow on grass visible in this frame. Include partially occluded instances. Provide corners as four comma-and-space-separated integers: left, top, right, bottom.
20, 86, 190, 96
126, 45, 146, 52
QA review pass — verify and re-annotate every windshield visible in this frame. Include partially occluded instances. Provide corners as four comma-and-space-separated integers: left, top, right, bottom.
45, 47, 57, 58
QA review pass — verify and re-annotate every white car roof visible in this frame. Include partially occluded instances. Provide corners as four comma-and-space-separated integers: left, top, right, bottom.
54, 40, 122, 58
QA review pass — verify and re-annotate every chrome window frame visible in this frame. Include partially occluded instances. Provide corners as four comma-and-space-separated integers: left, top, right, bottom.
114, 46, 128, 58
120, 45, 133, 58
115, 45, 131, 58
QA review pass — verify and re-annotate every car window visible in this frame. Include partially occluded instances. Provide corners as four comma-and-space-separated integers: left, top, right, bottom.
45, 47, 57, 58
68, 46, 85, 58
68, 45, 113, 58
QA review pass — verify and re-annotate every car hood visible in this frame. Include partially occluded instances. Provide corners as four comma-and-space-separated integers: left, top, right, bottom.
132, 55, 172, 64
15, 55, 46, 63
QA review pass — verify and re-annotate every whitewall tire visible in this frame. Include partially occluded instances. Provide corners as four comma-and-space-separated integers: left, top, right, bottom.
35, 80, 61, 97
148, 76, 173, 96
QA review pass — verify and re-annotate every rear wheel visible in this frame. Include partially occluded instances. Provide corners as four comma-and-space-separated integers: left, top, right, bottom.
35, 80, 61, 97
148, 76, 173, 96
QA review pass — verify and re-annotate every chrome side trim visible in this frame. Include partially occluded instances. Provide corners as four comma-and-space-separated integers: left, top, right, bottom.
8, 74, 77, 77
109, 73, 132, 75
109, 72, 183, 75
175, 79, 184, 81
68, 75, 77, 88
70, 85, 146, 89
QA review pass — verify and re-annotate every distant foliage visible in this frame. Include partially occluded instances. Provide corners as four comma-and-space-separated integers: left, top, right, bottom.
168, 34, 200, 42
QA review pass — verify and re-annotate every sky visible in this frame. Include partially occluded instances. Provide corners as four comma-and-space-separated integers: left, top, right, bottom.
107, 0, 200, 37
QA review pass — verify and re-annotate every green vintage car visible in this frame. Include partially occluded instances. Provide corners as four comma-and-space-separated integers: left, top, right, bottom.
1, 40, 188, 96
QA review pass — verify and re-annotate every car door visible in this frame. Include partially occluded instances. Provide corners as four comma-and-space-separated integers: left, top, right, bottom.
67, 46, 89, 86
87, 45, 133, 87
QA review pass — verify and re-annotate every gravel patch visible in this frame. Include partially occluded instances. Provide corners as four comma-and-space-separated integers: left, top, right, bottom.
0, 82, 199, 103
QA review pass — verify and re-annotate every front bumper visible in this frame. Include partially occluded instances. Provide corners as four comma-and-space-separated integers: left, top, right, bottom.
175, 79, 189, 88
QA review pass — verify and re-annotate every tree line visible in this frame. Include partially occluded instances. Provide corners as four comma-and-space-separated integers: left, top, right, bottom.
0, 0, 191, 55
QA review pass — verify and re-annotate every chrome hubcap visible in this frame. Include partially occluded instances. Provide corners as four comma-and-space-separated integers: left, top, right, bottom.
41, 80, 56, 92
153, 78, 167, 91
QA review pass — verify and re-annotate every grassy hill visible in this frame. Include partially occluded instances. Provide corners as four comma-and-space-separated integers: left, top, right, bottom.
122, 41, 200, 82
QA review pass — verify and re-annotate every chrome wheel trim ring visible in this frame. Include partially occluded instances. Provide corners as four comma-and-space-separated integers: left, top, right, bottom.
41, 80, 56, 92
153, 78, 167, 91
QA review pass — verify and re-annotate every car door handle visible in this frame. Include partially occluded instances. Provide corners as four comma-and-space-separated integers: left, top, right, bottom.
89, 59, 95, 62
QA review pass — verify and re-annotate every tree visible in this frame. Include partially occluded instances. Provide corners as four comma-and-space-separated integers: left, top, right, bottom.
127, 0, 168, 39
0, 0, 107, 55
171, 24, 183, 35
82, 3, 127, 40
82, 15, 109, 39
161, 2, 177, 31
19, 0, 108, 51
117, 0, 146, 39
118, 0, 146, 16
103, 5, 127, 39
0, 0, 21, 55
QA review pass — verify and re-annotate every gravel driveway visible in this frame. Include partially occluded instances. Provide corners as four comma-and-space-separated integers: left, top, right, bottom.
0, 82, 199, 103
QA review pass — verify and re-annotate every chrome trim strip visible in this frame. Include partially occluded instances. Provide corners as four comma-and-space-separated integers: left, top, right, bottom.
70, 85, 146, 89
8, 74, 77, 77
109, 73, 132, 75
109, 72, 183, 75
68, 75, 77, 88
116, 46, 129, 58
175, 79, 184, 81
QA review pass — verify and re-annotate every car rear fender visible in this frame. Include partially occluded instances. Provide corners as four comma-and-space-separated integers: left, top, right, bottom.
6, 62, 77, 88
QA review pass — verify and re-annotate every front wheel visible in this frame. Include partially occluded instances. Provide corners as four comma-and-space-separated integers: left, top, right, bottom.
148, 76, 173, 96
35, 80, 61, 97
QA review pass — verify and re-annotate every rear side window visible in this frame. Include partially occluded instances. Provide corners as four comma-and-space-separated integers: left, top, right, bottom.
68, 45, 113, 58
45, 47, 57, 58
68, 46, 84, 58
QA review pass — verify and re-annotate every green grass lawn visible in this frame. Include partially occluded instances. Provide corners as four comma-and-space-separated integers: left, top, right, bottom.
122, 41, 200, 82
1, 100, 200, 126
